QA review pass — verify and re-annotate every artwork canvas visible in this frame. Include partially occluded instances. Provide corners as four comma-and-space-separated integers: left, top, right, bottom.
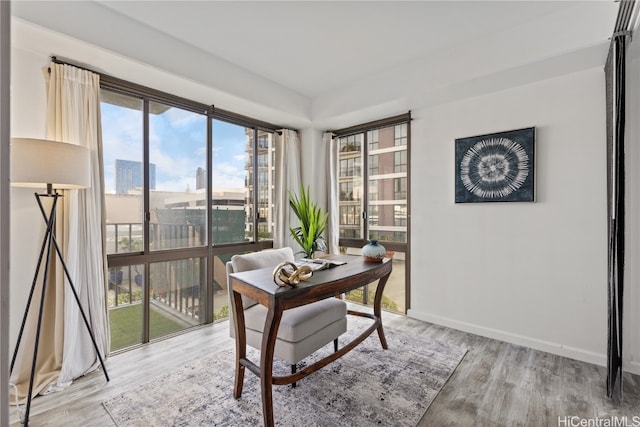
455, 127, 535, 203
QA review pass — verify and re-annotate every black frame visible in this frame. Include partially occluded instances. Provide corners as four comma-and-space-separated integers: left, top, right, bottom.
332, 112, 411, 312
455, 127, 535, 203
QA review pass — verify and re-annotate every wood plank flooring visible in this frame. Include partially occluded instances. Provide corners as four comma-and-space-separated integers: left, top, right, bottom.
9, 310, 640, 426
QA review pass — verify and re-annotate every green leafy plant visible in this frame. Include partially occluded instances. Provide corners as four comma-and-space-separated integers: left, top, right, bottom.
214, 305, 230, 321
288, 185, 328, 258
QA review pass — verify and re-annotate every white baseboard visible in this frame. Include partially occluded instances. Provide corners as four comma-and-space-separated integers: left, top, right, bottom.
628, 360, 640, 376
407, 309, 640, 376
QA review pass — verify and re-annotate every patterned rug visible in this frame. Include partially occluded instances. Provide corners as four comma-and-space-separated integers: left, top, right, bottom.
103, 318, 467, 426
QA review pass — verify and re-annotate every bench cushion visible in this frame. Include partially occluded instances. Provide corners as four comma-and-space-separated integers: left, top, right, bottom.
244, 297, 347, 343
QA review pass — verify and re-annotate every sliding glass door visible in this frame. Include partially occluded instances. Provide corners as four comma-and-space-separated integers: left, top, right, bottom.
101, 85, 276, 352
336, 116, 411, 314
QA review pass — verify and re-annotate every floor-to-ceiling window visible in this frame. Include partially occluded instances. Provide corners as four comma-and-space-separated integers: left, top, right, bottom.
334, 113, 411, 313
100, 81, 277, 352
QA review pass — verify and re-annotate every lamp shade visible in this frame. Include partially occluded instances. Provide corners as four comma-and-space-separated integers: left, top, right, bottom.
10, 138, 91, 189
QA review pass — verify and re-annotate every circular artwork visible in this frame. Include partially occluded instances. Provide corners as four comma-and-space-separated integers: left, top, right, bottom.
455, 127, 535, 203
459, 137, 530, 199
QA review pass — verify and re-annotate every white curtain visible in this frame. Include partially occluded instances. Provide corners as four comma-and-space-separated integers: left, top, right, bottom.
274, 129, 302, 251
45, 63, 109, 390
325, 132, 340, 255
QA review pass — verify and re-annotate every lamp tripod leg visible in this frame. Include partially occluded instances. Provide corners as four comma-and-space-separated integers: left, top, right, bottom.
13, 192, 111, 426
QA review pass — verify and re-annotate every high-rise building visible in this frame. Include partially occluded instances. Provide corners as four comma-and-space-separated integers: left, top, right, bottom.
115, 159, 156, 194
245, 130, 275, 239
196, 167, 206, 190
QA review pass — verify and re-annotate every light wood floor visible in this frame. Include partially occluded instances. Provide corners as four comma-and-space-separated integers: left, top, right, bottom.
9, 310, 640, 427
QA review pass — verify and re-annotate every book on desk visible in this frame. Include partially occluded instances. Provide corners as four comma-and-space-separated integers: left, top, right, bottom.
295, 258, 347, 271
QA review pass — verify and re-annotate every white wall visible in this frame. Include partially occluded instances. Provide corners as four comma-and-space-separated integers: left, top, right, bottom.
8, 43, 49, 351
308, 61, 627, 370
407, 68, 615, 369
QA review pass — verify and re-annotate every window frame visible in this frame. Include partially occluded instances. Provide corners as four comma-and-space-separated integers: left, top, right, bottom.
332, 112, 411, 252
99, 72, 283, 351
331, 112, 411, 313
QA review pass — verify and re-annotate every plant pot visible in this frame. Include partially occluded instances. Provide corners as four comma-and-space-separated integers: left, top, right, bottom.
109, 269, 123, 286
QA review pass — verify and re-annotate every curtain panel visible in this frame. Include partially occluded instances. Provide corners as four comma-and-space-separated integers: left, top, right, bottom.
9, 63, 111, 402
45, 63, 109, 391
325, 132, 340, 255
274, 129, 302, 251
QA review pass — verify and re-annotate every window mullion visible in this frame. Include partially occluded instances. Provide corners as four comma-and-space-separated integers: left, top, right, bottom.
205, 112, 214, 323
252, 128, 259, 243
142, 98, 150, 344
362, 132, 369, 242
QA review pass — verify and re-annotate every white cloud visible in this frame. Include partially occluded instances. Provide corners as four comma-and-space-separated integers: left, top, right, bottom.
213, 162, 245, 188
162, 108, 205, 128
101, 101, 248, 194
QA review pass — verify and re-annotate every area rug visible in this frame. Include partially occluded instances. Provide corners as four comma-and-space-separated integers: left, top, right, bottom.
103, 318, 467, 426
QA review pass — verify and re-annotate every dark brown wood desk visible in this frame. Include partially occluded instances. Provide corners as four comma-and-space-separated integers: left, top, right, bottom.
229, 254, 392, 427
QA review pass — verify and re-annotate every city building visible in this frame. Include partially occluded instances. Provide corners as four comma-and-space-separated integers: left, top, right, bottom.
245, 130, 275, 240
115, 159, 156, 195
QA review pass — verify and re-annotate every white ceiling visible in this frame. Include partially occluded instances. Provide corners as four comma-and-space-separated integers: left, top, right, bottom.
11, 1, 620, 127
97, 1, 617, 98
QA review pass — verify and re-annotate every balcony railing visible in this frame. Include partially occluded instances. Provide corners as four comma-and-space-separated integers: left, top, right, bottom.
108, 263, 200, 323
107, 222, 205, 325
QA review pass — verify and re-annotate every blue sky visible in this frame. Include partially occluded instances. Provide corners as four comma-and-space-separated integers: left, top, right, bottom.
101, 101, 248, 193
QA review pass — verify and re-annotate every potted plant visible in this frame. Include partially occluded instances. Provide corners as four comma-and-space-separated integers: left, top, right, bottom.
118, 236, 143, 285
288, 185, 328, 259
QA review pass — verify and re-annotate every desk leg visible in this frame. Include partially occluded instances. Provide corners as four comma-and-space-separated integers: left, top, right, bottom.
374, 273, 391, 349
260, 304, 282, 427
231, 290, 246, 399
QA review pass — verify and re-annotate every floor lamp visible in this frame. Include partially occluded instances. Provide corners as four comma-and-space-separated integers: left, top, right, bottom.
9, 138, 109, 426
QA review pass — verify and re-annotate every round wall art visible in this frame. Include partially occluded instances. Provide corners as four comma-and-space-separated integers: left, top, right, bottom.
455, 127, 535, 203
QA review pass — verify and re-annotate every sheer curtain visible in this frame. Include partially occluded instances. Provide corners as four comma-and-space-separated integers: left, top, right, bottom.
9, 225, 64, 401
45, 62, 109, 390
274, 129, 302, 251
325, 132, 340, 255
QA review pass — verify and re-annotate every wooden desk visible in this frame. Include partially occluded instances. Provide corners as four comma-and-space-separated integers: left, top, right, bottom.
229, 254, 393, 426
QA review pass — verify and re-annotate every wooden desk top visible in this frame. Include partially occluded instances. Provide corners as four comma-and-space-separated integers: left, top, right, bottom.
229, 254, 392, 309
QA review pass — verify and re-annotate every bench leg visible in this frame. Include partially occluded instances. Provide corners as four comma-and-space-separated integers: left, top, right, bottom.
291, 364, 296, 388
289, 339, 338, 389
